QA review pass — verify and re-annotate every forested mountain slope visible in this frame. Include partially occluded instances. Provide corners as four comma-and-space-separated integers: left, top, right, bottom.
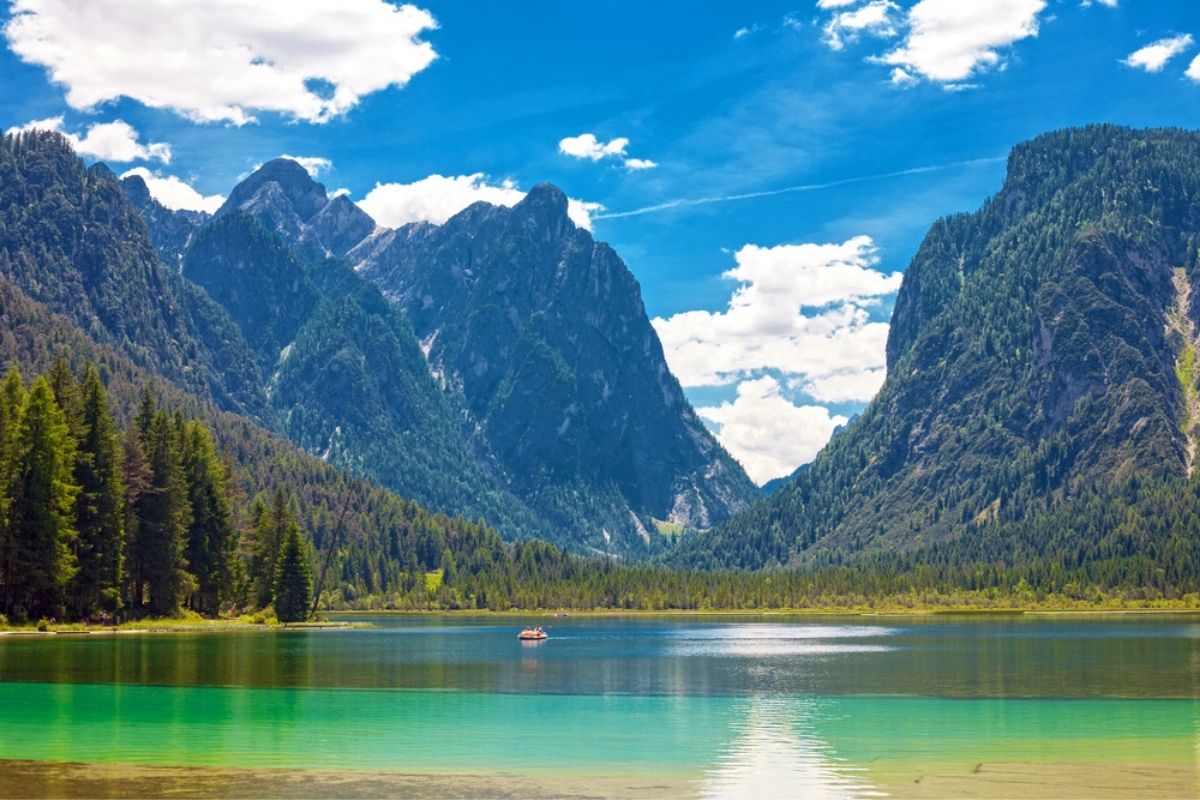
673, 125, 1200, 570
0, 131, 269, 422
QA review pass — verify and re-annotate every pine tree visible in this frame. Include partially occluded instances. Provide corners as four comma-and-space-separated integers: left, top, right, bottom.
2, 378, 79, 621
181, 421, 236, 616
137, 411, 192, 616
70, 367, 125, 618
273, 512, 312, 623
0, 366, 22, 615
46, 357, 82, 438
121, 426, 150, 609
250, 489, 287, 609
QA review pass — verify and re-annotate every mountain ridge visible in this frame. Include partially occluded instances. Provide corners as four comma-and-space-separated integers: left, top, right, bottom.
672, 124, 1200, 570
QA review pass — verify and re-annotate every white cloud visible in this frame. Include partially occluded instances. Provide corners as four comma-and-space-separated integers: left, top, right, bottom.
653, 236, 901, 392
559, 133, 628, 161
823, 1, 900, 51
277, 154, 332, 177
1122, 34, 1195, 73
359, 173, 602, 231
876, 0, 1046, 83
121, 167, 225, 214
559, 132, 657, 171
697, 376, 848, 484
1188, 53, 1200, 82
5, 0, 438, 125
800, 368, 886, 403
656, 237, 900, 480
8, 116, 171, 163
1082, 0, 1116, 7
734, 24, 763, 39
624, 157, 659, 170
817, 0, 859, 8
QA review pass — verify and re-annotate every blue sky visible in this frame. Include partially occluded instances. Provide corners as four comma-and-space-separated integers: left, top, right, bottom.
3, 0, 1200, 483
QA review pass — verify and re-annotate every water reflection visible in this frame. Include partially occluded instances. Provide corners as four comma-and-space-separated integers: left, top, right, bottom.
1, 615, 1198, 698
700, 695, 883, 799
668, 624, 896, 658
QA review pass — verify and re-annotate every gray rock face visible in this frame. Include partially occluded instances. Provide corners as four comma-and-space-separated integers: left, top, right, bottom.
354, 183, 758, 549
121, 173, 209, 269
216, 158, 375, 258
131, 158, 757, 556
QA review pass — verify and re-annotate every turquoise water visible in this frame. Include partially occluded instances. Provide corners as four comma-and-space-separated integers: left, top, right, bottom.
1, 615, 1198, 795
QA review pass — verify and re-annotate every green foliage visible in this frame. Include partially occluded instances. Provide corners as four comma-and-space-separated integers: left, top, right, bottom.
1, 377, 79, 621
70, 366, 124, 616
273, 511, 313, 623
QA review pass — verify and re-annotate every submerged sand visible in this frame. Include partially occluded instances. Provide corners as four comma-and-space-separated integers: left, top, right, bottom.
1, 759, 1196, 799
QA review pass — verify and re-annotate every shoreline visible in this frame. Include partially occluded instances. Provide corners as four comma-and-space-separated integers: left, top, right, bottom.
0, 757, 1194, 800
3, 605, 1199, 635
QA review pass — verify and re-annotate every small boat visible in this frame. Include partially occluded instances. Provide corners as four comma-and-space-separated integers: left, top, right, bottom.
518, 625, 548, 641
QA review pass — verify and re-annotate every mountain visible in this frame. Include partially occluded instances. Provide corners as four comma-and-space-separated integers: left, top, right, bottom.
173, 160, 756, 554
121, 173, 208, 269
674, 125, 1200, 570
216, 158, 375, 258
0, 130, 270, 423
351, 184, 758, 551
183, 181, 547, 543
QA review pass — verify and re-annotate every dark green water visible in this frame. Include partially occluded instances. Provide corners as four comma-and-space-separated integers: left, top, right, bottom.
1, 615, 1198, 796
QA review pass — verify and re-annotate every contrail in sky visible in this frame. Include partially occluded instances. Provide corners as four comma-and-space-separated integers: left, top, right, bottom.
591, 155, 1008, 221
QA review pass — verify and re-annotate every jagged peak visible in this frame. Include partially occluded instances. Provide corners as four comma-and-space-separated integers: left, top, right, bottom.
516, 182, 571, 224
120, 172, 153, 208
219, 157, 328, 221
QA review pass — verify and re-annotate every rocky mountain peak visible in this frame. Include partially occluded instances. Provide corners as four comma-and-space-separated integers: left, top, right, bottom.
220, 158, 328, 222
217, 158, 375, 258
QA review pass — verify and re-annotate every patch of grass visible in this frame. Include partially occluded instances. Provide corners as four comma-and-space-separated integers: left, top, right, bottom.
652, 519, 684, 537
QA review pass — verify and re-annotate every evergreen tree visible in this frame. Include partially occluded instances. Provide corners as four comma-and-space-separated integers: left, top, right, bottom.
70, 367, 125, 617
46, 357, 82, 438
136, 411, 193, 616
0, 366, 24, 610
273, 511, 312, 623
181, 421, 237, 616
250, 489, 287, 609
120, 426, 150, 609
2, 378, 79, 621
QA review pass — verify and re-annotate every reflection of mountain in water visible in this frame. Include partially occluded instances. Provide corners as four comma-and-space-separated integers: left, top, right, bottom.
699, 695, 883, 800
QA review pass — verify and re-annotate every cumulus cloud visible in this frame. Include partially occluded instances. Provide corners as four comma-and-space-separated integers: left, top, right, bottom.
654, 236, 901, 391
121, 167, 225, 213
1188, 53, 1200, 83
1122, 34, 1195, 73
8, 116, 171, 163
359, 173, 602, 231
866, 0, 1047, 84
823, 1, 900, 51
697, 376, 848, 484
277, 154, 332, 177
817, 0, 859, 8
4, 0, 438, 125
559, 132, 657, 171
654, 236, 900, 478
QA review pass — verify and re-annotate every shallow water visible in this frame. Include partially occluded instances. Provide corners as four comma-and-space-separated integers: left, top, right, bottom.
1, 614, 1198, 797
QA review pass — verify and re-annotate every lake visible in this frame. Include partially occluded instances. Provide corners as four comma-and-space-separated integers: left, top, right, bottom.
0, 614, 1197, 798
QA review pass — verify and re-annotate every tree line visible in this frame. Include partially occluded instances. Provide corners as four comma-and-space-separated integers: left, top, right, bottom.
0, 359, 312, 624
